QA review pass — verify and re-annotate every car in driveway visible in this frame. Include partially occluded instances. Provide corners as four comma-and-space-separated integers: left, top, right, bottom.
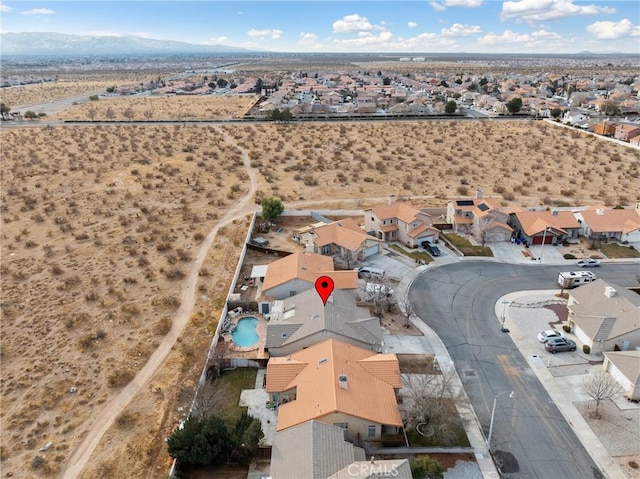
354, 266, 385, 279
545, 338, 577, 353
537, 329, 565, 342
421, 241, 441, 256
577, 258, 600, 267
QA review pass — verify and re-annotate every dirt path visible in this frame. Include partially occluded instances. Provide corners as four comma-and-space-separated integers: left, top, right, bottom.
59, 128, 258, 479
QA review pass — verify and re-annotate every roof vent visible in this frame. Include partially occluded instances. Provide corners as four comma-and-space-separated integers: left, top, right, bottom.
311, 313, 320, 320
338, 374, 348, 390
552, 209, 558, 216
596, 208, 605, 216
604, 286, 616, 298
318, 358, 328, 365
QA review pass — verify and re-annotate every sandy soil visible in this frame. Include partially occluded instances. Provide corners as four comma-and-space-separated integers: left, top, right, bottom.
1, 95, 639, 478
574, 400, 640, 478
55, 94, 258, 121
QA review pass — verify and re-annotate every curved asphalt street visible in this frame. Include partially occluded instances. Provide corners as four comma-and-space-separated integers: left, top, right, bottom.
408, 261, 638, 479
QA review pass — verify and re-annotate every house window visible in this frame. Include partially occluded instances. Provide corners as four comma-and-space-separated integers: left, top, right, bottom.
371, 216, 374, 222
413, 222, 417, 228
334, 422, 348, 429
382, 220, 386, 225
289, 291, 296, 297
368, 425, 376, 437
321, 245, 330, 254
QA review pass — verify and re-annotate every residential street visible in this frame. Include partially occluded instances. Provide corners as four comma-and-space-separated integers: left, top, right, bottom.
408, 261, 638, 479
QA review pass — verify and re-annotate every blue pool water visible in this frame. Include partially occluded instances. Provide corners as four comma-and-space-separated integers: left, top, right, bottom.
231, 317, 259, 347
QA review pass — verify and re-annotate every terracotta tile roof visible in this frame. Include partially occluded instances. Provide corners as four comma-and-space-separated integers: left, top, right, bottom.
581, 207, 640, 234
367, 202, 427, 224
452, 214, 473, 225
569, 279, 640, 341
263, 252, 334, 291
379, 224, 399, 233
266, 339, 402, 431
312, 218, 381, 251
270, 420, 366, 479
603, 351, 640, 386
513, 210, 580, 236
407, 223, 439, 238
266, 289, 382, 350
266, 358, 308, 391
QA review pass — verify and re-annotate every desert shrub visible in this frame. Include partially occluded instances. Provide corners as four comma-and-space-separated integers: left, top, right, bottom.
563, 325, 571, 333
165, 268, 186, 280
115, 412, 137, 429
108, 368, 135, 388
156, 316, 172, 335
583, 345, 590, 354
302, 174, 318, 186
563, 253, 576, 259
456, 186, 469, 195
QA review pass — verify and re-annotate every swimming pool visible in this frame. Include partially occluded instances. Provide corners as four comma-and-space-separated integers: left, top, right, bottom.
231, 317, 259, 347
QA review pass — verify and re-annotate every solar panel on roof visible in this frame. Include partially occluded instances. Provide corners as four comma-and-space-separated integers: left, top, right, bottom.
478, 203, 489, 211
456, 200, 474, 206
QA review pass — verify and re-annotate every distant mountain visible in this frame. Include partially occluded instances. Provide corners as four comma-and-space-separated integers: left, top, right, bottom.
0, 32, 255, 55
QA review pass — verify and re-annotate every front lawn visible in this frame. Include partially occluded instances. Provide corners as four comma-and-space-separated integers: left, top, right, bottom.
442, 233, 493, 257
389, 244, 433, 263
595, 243, 640, 259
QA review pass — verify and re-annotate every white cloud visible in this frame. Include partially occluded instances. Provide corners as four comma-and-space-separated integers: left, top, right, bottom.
247, 29, 283, 40
441, 23, 482, 37
530, 29, 562, 40
408, 21, 418, 28
478, 30, 531, 45
21, 8, 54, 15
501, 0, 615, 22
430, 0, 483, 11
333, 14, 385, 33
1, 4, 12, 13
208, 36, 229, 44
298, 32, 324, 49
587, 18, 640, 40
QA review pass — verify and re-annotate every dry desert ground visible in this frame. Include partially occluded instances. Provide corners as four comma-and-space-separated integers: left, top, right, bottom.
1, 91, 640, 478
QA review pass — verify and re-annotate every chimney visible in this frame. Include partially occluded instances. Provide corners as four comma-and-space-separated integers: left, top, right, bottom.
389, 195, 397, 205
338, 374, 348, 390
596, 208, 604, 216
552, 209, 558, 216
476, 189, 483, 199
604, 286, 616, 298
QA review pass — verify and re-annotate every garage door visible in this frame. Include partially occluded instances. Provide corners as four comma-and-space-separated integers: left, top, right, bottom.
532, 234, 553, 245
365, 245, 380, 257
419, 235, 435, 245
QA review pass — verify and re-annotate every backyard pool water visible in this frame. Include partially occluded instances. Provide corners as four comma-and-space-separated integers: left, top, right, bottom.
231, 317, 259, 347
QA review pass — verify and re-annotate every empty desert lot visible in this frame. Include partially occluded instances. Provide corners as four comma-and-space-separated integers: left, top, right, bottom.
1, 117, 639, 477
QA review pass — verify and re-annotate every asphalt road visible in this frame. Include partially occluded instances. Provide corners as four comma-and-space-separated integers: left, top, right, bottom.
408, 261, 638, 479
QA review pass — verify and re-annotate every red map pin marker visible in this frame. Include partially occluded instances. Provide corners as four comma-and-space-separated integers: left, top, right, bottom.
315, 276, 335, 305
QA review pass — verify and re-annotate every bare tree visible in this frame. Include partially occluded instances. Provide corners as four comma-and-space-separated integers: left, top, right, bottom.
339, 248, 358, 270
143, 110, 153, 120
361, 275, 393, 317
399, 297, 414, 328
105, 107, 115, 120
123, 108, 135, 121
400, 368, 464, 444
582, 372, 621, 418
87, 107, 98, 122
191, 378, 231, 420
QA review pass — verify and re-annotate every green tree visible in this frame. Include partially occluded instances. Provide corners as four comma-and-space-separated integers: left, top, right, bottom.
410, 455, 443, 479
506, 97, 523, 114
261, 197, 284, 222
255, 78, 263, 94
280, 107, 293, 123
232, 412, 264, 463
550, 108, 563, 119
89, 95, 99, 101
0, 102, 10, 120
382, 77, 392, 85
444, 100, 457, 114
24, 110, 38, 120
268, 108, 281, 122
600, 99, 620, 116
217, 78, 228, 88
208, 82, 217, 89
167, 415, 231, 466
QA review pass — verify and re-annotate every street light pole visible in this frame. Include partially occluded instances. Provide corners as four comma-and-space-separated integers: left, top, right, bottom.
501, 300, 509, 328
487, 391, 514, 451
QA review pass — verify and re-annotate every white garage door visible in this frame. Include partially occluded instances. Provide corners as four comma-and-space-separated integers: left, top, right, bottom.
365, 245, 380, 257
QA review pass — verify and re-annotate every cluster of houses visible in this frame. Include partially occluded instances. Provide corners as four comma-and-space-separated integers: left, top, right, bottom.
221, 194, 640, 476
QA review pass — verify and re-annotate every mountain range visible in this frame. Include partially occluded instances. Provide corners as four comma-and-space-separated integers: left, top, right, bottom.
0, 32, 255, 56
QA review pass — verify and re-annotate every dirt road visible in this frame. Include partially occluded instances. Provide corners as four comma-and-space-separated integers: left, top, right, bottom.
59, 128, 258, 479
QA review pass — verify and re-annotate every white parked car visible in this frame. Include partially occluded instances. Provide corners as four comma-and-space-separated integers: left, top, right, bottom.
577, 258, 600, 268
537, 329, 565, 342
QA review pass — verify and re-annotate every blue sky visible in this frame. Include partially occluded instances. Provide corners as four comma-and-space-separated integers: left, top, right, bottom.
1, 1, 639, 53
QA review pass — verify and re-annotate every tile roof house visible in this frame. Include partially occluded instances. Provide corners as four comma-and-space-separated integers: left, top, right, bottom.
614, 124, 640, 142
364, 197, 440, 248
297, 218, 384, 264
266, 338, 403, 442
577, 206, 640, 243
262, 252, 358, 300
603, 351, 640, 402
270, 420, 411, 479
446, 190, 514, 243
266, 289, 383, 356
509, 209, 581, 245
270, 420, 365, 479
566, 280, 640, 354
